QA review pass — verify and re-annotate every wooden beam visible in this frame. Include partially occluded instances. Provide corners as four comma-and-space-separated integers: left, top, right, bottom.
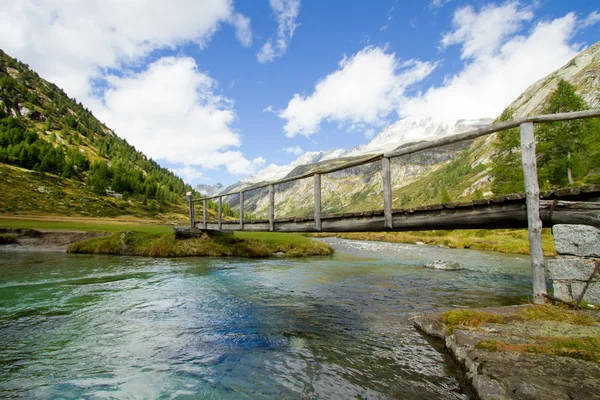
202, 199, 207, 230
382, 157, 393, 229
188, 196, 194, 228
240, 191, 244, 231
205, 200, 600, 232
520, 122, 546, 304
218, 196, 222, 230
269, 184, 275, 231
314, 174, 322, 231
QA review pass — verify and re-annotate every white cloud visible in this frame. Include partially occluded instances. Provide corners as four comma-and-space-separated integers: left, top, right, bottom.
441, 2, 533, 60
0, 0, 259, 181
284, 146, 303, 155
278, 46, 436, 137
93, 57, 264, 175
0, 0, 251, 102
399, 6, 582, 122
429, 0, 452, 10
581, 10, 600, 29
230, 12, 252, 47
170, 166, 204, 183
257, 0, 301, 63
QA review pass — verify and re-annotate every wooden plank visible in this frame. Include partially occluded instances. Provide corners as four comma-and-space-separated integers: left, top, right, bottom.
240, 191, 244, 231
269, 184, 275, 232
314, 174, 322, 231
520, 122, 546, 304
382, 157, 393, 229
202, 199, 207, 230
206, 200, 600, 232
218, 196, 222, 230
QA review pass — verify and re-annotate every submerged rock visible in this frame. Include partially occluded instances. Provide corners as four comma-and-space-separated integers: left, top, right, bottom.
423, 260, 463, 270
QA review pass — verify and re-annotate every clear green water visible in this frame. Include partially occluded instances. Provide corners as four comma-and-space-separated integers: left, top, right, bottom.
0, 239, 534, 399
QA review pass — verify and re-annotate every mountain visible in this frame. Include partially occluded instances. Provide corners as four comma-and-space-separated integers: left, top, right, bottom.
0, 49, 194, 220
223, 42, 600, 220
195, 182, 224, 197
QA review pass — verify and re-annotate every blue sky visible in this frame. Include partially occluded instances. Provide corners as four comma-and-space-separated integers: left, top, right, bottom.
0, 0, 599, 185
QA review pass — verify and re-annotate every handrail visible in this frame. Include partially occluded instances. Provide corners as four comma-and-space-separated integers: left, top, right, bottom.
196, 109, 600, 201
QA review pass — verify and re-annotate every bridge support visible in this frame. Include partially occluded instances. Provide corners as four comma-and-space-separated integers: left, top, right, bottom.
314, 174, 322, 231
520, 122, 547, 304
188, 195, 194, 228
203, 199, 207, 230
382, 157, 393, 229
269, 184, 275, 231
240, 191, 244, 230
218, 196, 222, 230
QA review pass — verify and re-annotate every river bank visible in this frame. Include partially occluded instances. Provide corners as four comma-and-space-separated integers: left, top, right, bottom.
309, 228, 557, 256
0, 227, 333, 258
414, 305, 600, 399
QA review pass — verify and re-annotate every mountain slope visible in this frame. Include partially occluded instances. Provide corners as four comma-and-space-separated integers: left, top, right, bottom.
0, 49, 194, 220
222, 42, 600, 220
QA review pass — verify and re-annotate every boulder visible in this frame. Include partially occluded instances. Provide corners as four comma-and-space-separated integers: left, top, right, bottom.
423, 260, 463, 271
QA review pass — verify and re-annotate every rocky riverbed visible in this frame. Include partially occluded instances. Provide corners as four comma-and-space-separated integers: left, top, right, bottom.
0, 228, 108, 252
414, 305, 600, 399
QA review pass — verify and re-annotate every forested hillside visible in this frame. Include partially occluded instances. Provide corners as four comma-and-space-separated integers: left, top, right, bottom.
0, 49, 205, 219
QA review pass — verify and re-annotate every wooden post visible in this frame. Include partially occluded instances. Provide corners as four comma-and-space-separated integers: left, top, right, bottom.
382, 157, 393, 229
314, 174, 322, 231
239, 191, 244, 230
520, 122, 547, 304
202, 199, 207, 230
188, 196, 194, 228
269, 184, 275, 232
217, 196, 222, 230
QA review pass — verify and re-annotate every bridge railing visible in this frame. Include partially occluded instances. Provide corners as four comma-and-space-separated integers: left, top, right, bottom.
189, 109, 600, 303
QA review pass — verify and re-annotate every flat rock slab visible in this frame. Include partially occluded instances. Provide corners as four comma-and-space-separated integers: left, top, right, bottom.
413, 305, 600, 400
553, 224, 600, 257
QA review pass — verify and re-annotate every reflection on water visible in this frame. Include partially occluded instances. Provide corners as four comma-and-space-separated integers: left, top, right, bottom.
0, 239, 533, 398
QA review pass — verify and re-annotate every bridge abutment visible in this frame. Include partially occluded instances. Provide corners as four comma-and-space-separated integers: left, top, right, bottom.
547, 224, 600, 305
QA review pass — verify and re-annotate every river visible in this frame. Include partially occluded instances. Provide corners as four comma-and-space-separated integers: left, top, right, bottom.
0, 238, 534, 399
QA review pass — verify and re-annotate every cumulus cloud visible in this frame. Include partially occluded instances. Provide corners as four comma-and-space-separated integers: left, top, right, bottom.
170, 166, 204, 183
441, 2, 533, 60
0, 0, 251, 102
398, 5, 584, 122
278, 46, 436, 137
284, 146, 303, 155
0, 0, 260, 181
93, 57, 265, 175
257, 0, 301, 63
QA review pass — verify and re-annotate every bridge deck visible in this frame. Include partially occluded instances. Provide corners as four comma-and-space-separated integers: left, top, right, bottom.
197, 185, 600, 233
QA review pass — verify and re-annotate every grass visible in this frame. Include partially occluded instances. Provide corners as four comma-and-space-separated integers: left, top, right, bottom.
0, 216, 173, 234
309, 228, 557, 256
476, 337, 600, 363
68, 231, 334, 258
442, 309, 506, 334
0, 233, 17, 244
521, 304, 598, 326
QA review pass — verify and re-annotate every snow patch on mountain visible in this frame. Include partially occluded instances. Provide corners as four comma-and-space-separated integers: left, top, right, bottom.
241, 117, 492, 184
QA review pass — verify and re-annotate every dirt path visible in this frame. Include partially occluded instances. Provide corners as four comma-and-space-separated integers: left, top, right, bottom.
0, 228, 109, 252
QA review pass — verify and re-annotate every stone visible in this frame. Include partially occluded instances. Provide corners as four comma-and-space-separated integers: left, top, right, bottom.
570, 281, 600, 305
553, 224, 600, 257
423, 260, 463, 270
551, 280, 573, 302
547, 256, 600, 281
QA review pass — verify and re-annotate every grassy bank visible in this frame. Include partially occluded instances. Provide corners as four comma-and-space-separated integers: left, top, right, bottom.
309, 228, 557, 256
68, 231, 333, 258
0, 216, 173, 233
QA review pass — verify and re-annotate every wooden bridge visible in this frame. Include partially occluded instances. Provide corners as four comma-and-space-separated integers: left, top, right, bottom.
187, 110, 600, 303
